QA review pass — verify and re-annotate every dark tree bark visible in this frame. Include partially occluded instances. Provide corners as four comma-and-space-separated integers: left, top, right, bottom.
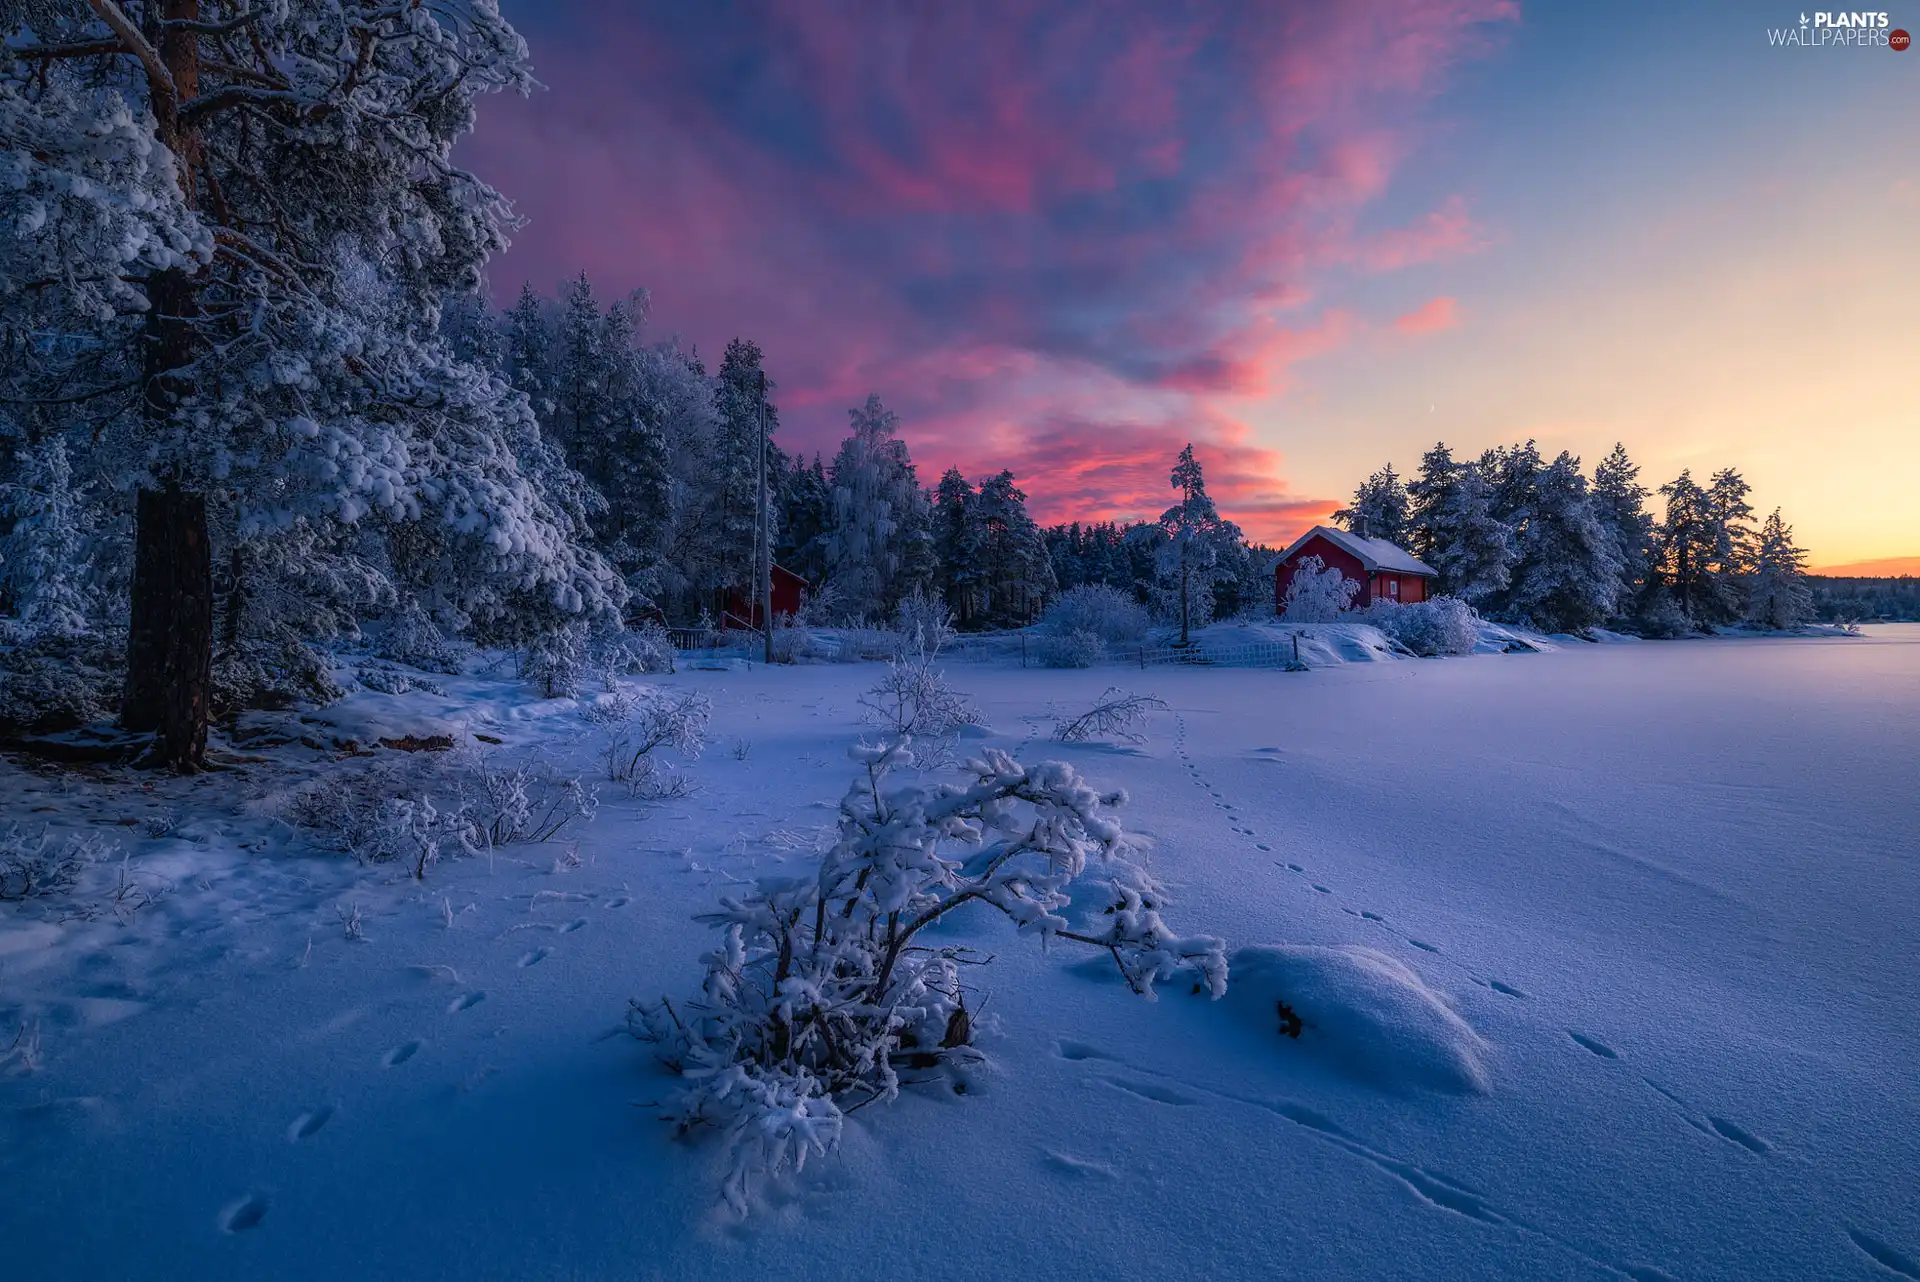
113, 3, 215, 771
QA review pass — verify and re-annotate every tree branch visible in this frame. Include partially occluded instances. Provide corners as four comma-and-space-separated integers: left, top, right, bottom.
6, 38, 128, 61
181, 84, 301, 124
83, 0, 177, 107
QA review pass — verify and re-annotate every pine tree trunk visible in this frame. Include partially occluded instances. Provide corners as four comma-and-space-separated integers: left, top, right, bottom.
122, 484, 214, 770
120, 261, 213, 770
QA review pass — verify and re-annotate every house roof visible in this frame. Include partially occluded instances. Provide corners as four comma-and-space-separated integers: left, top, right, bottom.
1280, 525, 1435, 577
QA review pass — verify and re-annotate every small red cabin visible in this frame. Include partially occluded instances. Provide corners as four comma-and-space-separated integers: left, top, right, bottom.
723, 563, 808, 628
1275, 525, 1435, 612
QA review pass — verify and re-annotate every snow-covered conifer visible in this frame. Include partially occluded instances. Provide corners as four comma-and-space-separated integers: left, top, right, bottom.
1504, 452, 1622, 633
1747, 508, 1813, 630
1335, 464, 1410, 543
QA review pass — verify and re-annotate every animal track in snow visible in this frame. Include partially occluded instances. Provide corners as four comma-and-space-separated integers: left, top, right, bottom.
1705, 1115, 1770, 1155
1407, 939, 1440, 953
381, 1040, 421, 1067
219, 1195, 269, 1233
1101, 1076, 1199, 1107
518, 947, 551, 968
1488, 979, 1526, 998
604, 895, 631, 909
1055, 1040, 1118, 1063
1847, 1227, 1920, 1279
1567, 1031, 1618, 1059
560, 918, 587, 934
1255, 843, 1271, 851
288, 1106, 333, 1141
1041, 1149, 1117, 1179
449, 991, 486, 1013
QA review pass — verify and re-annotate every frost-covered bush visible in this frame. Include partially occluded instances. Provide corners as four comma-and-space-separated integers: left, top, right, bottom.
375, 602, 467, 674
525, 621, 594, 698
1040, 584, 1150, 645
1280, 555, 1359, 622
770, 617, 821, 663
620, 620, 678, 675
0, 825, 111, 901
278, 745, 597, 878
858, 657, 979, 741
212, 636, 344, 715
595, 690, 711, 798
1358, 597, 1481, 657
0, 631, 125, 734
893, 593, 956, 661
1039, 629, 1106, 668
632, 740, 1228, 1213
1055, 689, 1168, 744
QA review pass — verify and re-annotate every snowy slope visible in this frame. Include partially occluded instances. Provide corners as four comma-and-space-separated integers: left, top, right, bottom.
2, 628, 1917, 1281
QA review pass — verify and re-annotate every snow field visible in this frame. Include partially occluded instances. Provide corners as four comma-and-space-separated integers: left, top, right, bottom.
0, 628, 1916, 1280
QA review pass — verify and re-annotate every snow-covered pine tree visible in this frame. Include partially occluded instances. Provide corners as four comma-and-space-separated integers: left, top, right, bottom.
973, 470, 1053, 626
1334, 464, 1410, 543
1503, 451, 1622, 633
1654, 470, 1714, 627
1158, 445, 1224, 646
637, 337, 724, 614
1701, 468, 1756, 626
711, 339, 779, 614
1, 436, 92, 637
822, 395, 931, 621
775, 453, 833, 592
502, 282, 556, 418
4, 0, 617, 769
1747, 508, 1813, 630
1422, 462, 1515, 605
1592, 442, 1655, 613
1405, 442, 1459, 565
932, 467, 986, 626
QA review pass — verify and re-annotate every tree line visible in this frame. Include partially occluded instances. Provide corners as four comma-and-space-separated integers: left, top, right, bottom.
1333, 442, 1815, 634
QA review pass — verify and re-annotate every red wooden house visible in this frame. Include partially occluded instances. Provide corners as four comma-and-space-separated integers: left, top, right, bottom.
1274, 525, 1436, 611
722, 563, 809, 628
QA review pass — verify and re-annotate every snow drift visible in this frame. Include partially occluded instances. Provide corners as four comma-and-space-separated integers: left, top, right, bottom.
1224, 944, 1491, 1095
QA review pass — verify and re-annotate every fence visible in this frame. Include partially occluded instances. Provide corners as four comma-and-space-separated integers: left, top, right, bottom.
1132, 639, 1303, 670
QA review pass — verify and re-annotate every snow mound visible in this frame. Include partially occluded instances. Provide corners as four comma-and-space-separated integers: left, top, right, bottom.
1224, 945, 1491, 1095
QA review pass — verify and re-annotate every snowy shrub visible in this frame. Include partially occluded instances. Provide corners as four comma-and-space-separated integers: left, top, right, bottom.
354, 660, 447, 697
1358, 597, 1481, 657
770, 618, 821, 663
0, 825, 111, 902
212, 636, 344, 715
597, 691, 711, 798
0, 631, 125, 734
1040, 584, 1151, 646
1038, 629, 1106, 668
632, 740, 1228, 1213
526, 621, 595, 698
1055, 689, 1169, 744
375, 602, 467, 674
858, 657, 979, 742
1280, 555, 1359, 622
622, 621, 678, 675
1631, 585, 1692, 639
278, 746, 597, 878
893, 592, 957, 661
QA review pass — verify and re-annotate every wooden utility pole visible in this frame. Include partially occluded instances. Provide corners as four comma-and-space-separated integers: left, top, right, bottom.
756, 371, 773, 664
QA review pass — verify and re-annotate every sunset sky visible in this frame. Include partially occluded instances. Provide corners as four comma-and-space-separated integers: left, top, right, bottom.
465, 1, 1919, 569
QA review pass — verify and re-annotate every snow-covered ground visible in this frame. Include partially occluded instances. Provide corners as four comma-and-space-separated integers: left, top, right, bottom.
3, 626, 1917, 1281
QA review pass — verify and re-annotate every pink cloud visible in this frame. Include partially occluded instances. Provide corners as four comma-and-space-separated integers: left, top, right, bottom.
466, 1, 1515, 531
1393, 295, 1461, 336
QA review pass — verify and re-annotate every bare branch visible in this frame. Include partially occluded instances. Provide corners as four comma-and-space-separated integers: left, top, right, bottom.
83, 0, 177, 107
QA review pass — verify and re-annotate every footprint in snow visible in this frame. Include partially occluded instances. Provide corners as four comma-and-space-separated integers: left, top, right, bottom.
219, 1195, 269, 1233
1055, 1040, 1119, 1063
604, 896, 631, 909
449, 991, 486, 1014
518, 947, 551, 968
1255, 843, 1271, 851
1407, 939, 1440, 953
1360, 911, 1386, 922
287, 1106, 333, 1141
1488, 979, 1526, 998
1567, 1031, 1618, 1059
381, 1040, 422, 1068
560, 919, 587, 934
